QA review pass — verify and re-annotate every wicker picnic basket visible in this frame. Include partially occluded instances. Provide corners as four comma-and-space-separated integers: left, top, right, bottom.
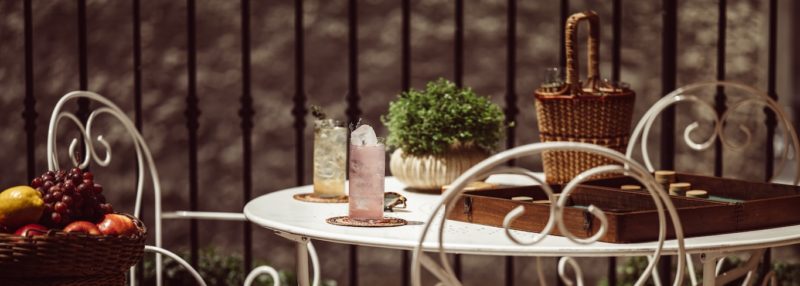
0, 213, 146, 285
535, 11, 635, 184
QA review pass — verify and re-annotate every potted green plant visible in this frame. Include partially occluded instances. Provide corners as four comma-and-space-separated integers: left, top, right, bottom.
382, 78, 505, 190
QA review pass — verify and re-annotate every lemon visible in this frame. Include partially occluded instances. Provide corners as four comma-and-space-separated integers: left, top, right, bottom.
0, 186, 44, 228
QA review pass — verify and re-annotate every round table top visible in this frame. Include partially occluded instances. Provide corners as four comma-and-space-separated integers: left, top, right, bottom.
244, 175, 800, 257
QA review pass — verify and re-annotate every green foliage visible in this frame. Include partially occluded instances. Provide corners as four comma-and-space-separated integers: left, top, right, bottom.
311, 105, 326, 120
617, 257, 656, 286
381, 78, 505, 156
617, 256, 800, 286
142, 247, 337, 286
774, 261, 800, 285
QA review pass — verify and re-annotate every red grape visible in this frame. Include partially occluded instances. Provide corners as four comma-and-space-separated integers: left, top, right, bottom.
31, 168, 112, 227
77, 184, 88, 194
51, 212, 62, 224
63, 180, 75, 191
31, 177, 42, 188
54, 202, 67, 213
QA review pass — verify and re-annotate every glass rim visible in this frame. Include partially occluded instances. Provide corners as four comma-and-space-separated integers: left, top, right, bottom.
314, 118, 346, 129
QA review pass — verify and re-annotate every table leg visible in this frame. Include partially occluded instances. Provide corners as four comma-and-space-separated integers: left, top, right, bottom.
701, 253, 720, 286
276, 231, 313, 286
297, 240, 310, 286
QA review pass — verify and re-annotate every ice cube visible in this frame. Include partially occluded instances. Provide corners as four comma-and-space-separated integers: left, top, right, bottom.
351, 124, 378, 146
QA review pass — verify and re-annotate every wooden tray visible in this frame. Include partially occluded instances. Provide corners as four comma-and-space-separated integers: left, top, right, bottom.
447, 184, 734, 243
583, 173, 800, 232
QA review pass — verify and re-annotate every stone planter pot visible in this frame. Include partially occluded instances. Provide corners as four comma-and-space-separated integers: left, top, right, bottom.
389, 147, 489, 191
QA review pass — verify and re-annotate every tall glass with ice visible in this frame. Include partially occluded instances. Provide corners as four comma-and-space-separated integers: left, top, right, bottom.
313, 119, 347, 197
348, 125, 385, 220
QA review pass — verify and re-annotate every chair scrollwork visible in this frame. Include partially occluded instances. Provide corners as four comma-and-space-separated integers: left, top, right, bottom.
626, 81, 800, 185
626, 81, 800, 285
411, 142, 687, 286
46, 91, 194, 286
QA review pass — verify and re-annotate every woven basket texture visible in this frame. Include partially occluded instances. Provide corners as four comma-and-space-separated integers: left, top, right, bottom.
535, 11, 635, 184
0, 213, 146, 282
3, 274, 125, 286
536, 95, 634, 184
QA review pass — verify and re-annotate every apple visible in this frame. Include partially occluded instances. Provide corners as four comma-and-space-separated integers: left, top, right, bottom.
96, 214, 137, 236
14, 224, 48, 237
63, 221, 101, 235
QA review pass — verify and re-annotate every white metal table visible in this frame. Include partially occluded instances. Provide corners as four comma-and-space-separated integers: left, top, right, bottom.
244, 176, 800, 285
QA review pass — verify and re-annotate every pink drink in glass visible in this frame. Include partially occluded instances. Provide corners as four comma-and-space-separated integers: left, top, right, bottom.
348, 143, 385, 220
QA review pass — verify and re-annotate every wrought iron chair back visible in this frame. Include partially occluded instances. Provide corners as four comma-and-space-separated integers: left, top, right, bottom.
624, 81, 799, 286
46, 91, 205, 286
411, 142, 687, 286
626, 81, 800, 184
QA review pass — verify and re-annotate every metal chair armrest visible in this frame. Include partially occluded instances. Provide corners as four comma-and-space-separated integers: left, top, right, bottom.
244, 265, 281, 286
144, 245, 207, 286
162, 211, 248, 221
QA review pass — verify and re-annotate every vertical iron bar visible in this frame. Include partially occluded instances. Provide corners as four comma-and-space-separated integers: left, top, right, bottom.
77, 0, 89, 122
765, 0, 778, 182
293, 0, 307, 187
794, 2, 800, 134
608, 1, 622, 284
400, 3, 411, 285
185, 0, 200, 268
240, 0, 254, 273
453, 0, 464, 279
349, 245, 358, 286
713, 0, 727, 178
454, 0, 463, 87
611, 0, 621, 82
347, 1, 360, 285
659, 0, 678, 284
23, 0, 36, 180
401, 0, 410, 92
133, 0, 143, 131
761, 0, 778, 280
559, 0, 569, 68
505, 0, 518, 154
132, 0, 144, 282
346, 0, 361, 124
660, 0, 677, 183
556, 2, 569, 285
504, 1, 517, 285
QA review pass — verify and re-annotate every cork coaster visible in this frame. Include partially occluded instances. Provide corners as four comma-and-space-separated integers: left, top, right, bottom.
326, 216, 407, 227
293, 193, 348, 203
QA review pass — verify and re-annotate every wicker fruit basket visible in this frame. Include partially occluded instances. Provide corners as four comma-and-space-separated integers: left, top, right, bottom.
535, 11, 635, 184
0, 213, 146, 285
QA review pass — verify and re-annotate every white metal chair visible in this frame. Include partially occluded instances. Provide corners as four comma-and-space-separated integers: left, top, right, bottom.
45, 91, 304, 286
411, 142, 688, 286
625, 81, 800, 286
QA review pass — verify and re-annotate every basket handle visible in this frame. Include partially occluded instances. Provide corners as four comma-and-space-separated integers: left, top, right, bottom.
565, 11, 600, 94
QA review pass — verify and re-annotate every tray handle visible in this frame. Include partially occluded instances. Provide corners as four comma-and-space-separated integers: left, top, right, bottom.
565, 11, 600, 95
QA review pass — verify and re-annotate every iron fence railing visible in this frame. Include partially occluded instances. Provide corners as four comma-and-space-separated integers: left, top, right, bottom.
17, 0, 784, 285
